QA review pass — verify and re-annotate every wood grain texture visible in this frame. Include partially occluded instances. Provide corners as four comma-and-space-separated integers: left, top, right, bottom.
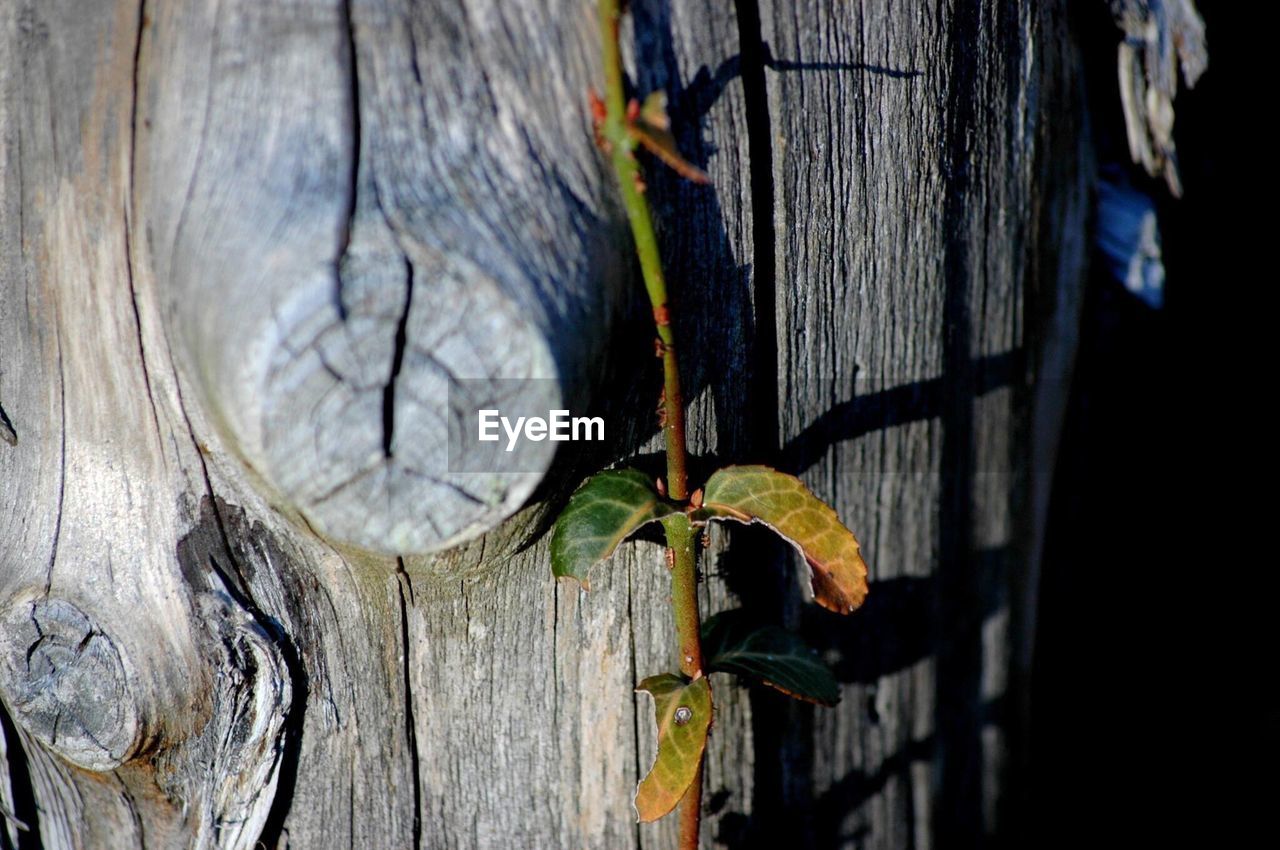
0, 0, 1088, 848
139, 0, 636, 555
1, 3, 296, 848
757, 1, 1090, 845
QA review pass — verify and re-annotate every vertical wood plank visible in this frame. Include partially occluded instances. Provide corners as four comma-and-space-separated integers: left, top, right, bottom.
756, 1, 1088, 846
1, 1, 1087, 848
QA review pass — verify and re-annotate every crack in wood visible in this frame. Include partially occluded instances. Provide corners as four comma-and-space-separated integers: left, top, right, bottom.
0, 406, 15, 447
625, 561, 644, 850
124, 0, 164, 453
45, 331, 66, 596
382, 258, 413, 459
335, 0, 361, 323
395, 562, 423, 850
204, 553, 308, 850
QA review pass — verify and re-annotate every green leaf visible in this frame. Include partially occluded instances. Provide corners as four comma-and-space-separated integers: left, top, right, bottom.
701, 610, 839, 706
550, 468, 678, 588
694, 465, 870, 614
634, 673, 713, 822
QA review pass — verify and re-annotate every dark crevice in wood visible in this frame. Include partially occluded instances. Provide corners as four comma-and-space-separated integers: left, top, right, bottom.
116, 775, 147, 848
159, 266, 262, 602
733, 0, 780, 463
395, 561, 422, 849
935, 0, 984, 844
383, 259, 413, 459
250, 720, 311, 850
192, 531, 308, 850
0, 404, 15, 447
45, 327, 66, 596
123, 224, 162, 449
125, 0, 165, 451
0, 702, 40, 849
335, 0, 360, 322
191, 459, 251, 599
231, 565, 307, 850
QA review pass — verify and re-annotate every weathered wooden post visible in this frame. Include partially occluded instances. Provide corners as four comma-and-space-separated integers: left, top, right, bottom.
2, 0, 1097, 847
143, 0, 628, 554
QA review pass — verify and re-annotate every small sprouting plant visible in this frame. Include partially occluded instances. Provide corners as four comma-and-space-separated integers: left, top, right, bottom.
551, 2, 870, 846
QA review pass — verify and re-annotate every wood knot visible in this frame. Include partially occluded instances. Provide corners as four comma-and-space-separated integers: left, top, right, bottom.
0, 596, 143, 772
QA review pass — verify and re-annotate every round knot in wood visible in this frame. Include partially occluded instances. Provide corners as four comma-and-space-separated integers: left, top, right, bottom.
0, 596, 143, 772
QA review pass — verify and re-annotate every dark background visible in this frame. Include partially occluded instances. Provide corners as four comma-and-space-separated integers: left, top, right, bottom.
1028, 4, 1268, 847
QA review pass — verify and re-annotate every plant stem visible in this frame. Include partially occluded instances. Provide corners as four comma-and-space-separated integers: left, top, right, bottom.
598, 1, 703, 845
597, 0, 689, 503
663, 513, 704, 849
678, 761, 705, 849
597, 0, 702, 677
662, 515, 703, 677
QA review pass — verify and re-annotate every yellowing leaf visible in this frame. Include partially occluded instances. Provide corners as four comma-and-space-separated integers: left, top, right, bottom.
550, 469, 677, 588
639, 90, 672, 131
634, 673, 712, 822
630, 90, 710, 184
695, 466, 869, 614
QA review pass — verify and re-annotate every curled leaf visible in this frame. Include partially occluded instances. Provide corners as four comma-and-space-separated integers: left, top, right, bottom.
550, 469, 677, 588
639, 90, 672, 131
634, 673, 713, 822
694, 465, 869, 613
702, 610, 839, 706
630, 90, 710, 184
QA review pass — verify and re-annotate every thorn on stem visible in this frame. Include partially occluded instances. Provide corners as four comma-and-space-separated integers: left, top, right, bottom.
588, 87, 609, 151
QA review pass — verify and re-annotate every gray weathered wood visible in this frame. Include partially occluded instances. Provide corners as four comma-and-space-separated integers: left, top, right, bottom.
1, 0, 1094, 848
144, 0, 630, 554
757, 1, 1091, 845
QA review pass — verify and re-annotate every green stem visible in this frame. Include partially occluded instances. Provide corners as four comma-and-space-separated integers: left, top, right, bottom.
662, 515, 702, 677
597, 0, 689, 502
598, 2, 703, 846
598, 0, 701, 677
